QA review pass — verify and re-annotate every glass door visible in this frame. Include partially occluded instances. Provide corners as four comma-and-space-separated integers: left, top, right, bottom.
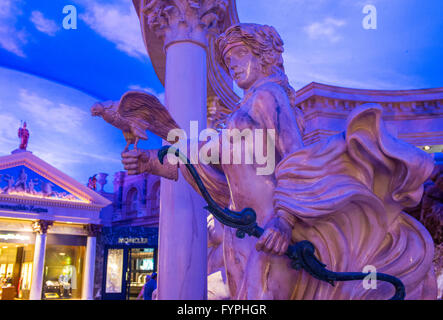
126, 248, 156, 300
102, 247, 129, 300
102, 247, 157, 300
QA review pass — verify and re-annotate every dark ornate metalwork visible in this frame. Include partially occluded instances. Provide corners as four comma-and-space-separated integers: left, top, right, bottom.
158, 146, 406, 300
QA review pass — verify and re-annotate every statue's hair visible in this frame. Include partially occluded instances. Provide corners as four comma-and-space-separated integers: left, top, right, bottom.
217, 23, 305, 135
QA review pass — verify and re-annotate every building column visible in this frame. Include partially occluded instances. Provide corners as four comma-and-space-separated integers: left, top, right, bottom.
29, 220, 53, 300
142, 1, 228, 300
82, 224, 101, 300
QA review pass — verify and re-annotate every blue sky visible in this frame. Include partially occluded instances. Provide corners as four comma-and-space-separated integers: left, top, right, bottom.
0, 0, 442, 190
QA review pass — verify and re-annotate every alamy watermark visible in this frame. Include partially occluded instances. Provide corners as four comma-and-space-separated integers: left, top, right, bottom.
362, 4, 377, 30
62, 5, 77, 30
165, 121, 276, 176
362, 265, 377, 290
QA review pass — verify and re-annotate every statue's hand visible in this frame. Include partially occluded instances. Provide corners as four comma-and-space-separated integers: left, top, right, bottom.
255, 217, 292, 255
121, 149, 150, 175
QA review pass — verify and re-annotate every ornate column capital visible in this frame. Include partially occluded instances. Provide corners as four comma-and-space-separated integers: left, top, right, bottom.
31, 220, 53, 234
84, 224, 102, 237
142, 0, 229, 48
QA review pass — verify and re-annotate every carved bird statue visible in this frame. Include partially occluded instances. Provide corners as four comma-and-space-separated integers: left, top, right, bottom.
91, 91, 180, 152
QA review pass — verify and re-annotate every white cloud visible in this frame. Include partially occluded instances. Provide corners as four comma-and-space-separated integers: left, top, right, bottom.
17, 89, 89, 136
30, 11, 59, 36
235, 0, 428, 90
79, 1, 148, 60
0, 114, 21, 154
31, 137, 120, 170
283, 51, 427, 91
0, 114, 19, 140
0, 0, 27, 57
304, 17, 346, 43
14, 89, 120, 182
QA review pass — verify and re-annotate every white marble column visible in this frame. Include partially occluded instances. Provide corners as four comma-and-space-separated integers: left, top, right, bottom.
82, 224, 101, 300
142, 0, 228, 300
159, 41, 208, 300
29, 220, 53, 300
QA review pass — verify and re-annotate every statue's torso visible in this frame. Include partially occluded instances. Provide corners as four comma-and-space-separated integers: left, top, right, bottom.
221, 92, 277, 226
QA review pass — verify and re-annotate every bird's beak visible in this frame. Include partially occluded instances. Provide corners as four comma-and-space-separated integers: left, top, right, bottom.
91, 106, 98, 116
91, 103, 102, 116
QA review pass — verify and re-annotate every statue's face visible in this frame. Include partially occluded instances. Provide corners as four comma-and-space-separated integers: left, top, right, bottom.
223, 44, 264, 90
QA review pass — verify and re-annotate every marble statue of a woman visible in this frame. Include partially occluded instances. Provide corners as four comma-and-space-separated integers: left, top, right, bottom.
121, 23, 437, 299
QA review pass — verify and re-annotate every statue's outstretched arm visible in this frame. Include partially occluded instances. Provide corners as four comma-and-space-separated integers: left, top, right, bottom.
121, 148, 178, 180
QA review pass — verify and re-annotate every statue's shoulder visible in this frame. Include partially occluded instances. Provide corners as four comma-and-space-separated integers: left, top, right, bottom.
255, 81, 286, 97
249, 81, 291, 115
253, 80, 288, 102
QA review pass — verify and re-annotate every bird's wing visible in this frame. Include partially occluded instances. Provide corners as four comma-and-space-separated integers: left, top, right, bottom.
117, 91, 181, 141
129, 122, 148, 140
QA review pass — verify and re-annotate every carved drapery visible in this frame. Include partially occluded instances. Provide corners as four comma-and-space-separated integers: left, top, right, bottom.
31, 219, 53, 234
142, 0, 229, 47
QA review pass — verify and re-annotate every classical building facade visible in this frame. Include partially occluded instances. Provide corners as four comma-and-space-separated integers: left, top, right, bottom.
294, 82, 443, 162
0, 149, 111, 300
0, 142, 160, 300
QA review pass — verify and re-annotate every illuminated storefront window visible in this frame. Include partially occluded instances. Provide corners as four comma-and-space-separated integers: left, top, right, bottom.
42, 245, 85, 300
0, 243, 34, 300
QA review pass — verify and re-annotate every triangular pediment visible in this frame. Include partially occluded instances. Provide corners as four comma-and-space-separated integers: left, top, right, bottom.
0, 151, 111, 208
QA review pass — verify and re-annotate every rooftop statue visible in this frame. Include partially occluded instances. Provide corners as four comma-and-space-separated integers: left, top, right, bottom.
87, 174, 97, 191
96, 22, 437, 299
18, 121, 29, 150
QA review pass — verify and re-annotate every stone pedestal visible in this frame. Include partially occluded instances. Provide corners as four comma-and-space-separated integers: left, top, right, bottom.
11, 149, 31, 154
